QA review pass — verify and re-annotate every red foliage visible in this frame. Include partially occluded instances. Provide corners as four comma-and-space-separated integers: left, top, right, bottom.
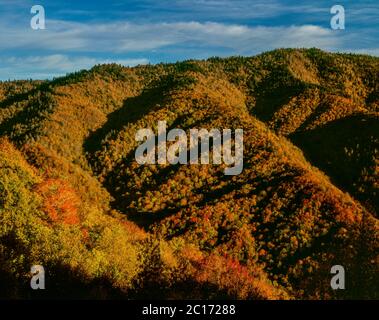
35, 178, 80, 225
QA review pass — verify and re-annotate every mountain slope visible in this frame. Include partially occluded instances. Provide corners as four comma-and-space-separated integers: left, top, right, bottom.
0, 49, 378, 299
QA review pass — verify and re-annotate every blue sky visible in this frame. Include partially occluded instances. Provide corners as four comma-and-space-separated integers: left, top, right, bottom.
0, 0, 378, 80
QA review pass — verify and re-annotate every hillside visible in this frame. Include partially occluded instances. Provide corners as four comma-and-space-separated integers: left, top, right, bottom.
0, 48, 378, 299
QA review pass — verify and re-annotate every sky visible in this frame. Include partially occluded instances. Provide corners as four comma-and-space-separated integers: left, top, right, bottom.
0, 0, 378, 80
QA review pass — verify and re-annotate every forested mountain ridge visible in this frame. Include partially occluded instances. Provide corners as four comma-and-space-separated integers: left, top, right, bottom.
0, 48, 378, 299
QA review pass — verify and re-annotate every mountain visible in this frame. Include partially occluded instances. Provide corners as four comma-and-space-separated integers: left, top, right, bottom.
0, 48, 378, 299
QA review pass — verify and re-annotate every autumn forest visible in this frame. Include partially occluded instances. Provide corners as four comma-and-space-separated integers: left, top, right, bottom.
0, 48, 378, 300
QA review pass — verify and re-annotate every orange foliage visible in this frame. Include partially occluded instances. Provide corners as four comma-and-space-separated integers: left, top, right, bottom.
35, 178, 80, 225
192, 253, 288, 300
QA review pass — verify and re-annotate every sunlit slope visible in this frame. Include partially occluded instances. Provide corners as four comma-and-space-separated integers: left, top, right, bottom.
213, 49, 379, 216
1, 138, 287, 299
0, 49, 377, 299
86, 70, 378, 299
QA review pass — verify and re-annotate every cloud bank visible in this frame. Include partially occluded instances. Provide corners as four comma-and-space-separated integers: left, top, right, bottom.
0, 0, 377, 80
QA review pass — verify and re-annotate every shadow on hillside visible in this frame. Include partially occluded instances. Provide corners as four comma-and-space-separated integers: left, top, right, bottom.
101, 113, 248, 230
251, 69, 307, 122
0, 246, 235, 300
0, 259, 126, 300
0, 260, 235, 300
0, 86, 41, 111
84, 85, 166, 154
290, 114, 379, 217
0, 88, 55, 144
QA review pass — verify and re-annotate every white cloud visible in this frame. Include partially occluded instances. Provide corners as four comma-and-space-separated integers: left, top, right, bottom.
0, 10, 376, 79
346, 48, 379, 57
0, 55, 149, 80
0, 19, 340, 54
